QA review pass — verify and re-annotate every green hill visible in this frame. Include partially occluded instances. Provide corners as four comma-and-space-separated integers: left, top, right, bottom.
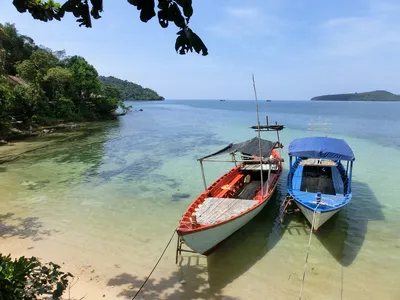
311, 90, 400, 101
99, 76, 164, 101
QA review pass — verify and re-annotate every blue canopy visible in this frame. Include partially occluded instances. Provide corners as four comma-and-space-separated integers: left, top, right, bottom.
288, 137, 355, 161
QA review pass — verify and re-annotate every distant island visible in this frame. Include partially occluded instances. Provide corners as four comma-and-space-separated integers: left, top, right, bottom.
99, 76, 164, 101
311, 90, 400, 101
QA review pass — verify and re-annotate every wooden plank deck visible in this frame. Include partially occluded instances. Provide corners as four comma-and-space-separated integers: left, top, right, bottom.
196, 197, 258, 225
241, 164, 278, 171
299, 159, 336, 167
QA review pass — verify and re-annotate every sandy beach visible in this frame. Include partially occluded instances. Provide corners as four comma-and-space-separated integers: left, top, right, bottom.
0, 234, 125, 299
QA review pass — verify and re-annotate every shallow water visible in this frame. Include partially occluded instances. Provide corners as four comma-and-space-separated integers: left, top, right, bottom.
1, 100, 400, 299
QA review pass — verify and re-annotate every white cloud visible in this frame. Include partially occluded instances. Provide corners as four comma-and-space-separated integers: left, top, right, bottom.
226, 7, 260, 19
207, 6, 288, 39
317, 1, 400, 57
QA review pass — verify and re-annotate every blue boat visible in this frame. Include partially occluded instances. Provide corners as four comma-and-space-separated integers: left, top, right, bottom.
287, 137, 355, 230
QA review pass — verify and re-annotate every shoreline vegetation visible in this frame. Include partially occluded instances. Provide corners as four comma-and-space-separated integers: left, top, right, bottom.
0, 22, 163, 143
311, 90, 400, 101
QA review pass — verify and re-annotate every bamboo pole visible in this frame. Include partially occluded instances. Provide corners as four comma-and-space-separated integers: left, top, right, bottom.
199, 160, 207, 190
252, 74, 264, 199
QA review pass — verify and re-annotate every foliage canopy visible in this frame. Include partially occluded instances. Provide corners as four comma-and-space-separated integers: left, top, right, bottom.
12, 0, 208, 56
0, 254, 72, 300
0, 22, 140, 135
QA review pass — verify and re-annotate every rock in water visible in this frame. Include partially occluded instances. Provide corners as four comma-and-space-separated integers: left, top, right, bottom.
172, 193, 191, 201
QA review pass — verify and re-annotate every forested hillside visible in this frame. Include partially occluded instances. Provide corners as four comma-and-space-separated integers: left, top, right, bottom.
99, 76, 164, 101
311, 90, 400, 101
0, 23, 123, 137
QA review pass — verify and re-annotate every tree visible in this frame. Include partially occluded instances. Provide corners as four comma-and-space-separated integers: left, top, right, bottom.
0, 48, 6, 74
0, 75, 13, 131
16, 59, 37, 82
64, 56, 102, 104
44, 66, 73, 117
30, 49, 58, 77
0, 23, 38, 75
11, 84, 45, 124
102, 83, 121, 100
1, 21, 150, 135
12, 0, 208, 56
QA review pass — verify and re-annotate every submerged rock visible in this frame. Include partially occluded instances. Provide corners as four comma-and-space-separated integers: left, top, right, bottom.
172, 193, 191, 201
20, 180, 36, 186
20, 180, 50, 190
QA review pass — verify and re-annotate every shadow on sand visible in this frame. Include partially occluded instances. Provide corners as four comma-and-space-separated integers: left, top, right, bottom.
106, 181, 383, 298
106, 185, 286, 299
284, 180, 384, 266
204, 185, 285, 292
107, 268, 240, 300
0, 212, 51, 241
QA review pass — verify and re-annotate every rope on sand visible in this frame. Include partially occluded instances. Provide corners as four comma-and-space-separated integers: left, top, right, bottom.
298, 203, 321, 300
132, 230, 176, 300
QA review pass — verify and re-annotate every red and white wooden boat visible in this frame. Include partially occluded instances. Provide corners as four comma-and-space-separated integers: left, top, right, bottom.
176, 135, 284, 255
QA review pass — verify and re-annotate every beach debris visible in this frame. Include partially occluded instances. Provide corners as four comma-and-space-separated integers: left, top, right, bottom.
288, 272, 298, 281
128, 284, 134, 290
179, 280, 186, 285
20, 180, 36, 186
20, 179, 50, 190
114, 264, 120, 268
91, 268, 95, 273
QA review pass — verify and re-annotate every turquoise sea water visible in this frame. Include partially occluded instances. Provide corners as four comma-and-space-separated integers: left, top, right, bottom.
1, 100, 400, 299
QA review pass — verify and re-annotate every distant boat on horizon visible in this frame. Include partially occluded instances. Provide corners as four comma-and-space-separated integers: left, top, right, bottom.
266, 100, 272, 102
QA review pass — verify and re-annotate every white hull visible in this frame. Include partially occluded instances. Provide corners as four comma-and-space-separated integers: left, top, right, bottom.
296, 201, 340, 230
181, 199, 269, 255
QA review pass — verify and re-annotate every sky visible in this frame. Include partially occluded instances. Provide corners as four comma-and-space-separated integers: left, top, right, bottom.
1, 0, 400, 100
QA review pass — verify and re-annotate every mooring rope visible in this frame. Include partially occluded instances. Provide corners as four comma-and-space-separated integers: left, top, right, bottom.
132, 230, 176, 300
298, 202, 321, 300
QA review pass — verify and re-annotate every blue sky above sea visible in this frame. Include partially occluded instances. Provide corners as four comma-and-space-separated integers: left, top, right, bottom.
1, 0, 400, 100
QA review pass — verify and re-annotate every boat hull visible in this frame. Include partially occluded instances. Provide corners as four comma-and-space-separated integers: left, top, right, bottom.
177, 148, 282, 255
295, 200, 341, 230
179, 199, 269, 255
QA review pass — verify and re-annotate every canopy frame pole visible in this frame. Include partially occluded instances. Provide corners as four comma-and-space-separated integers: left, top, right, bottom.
199, 160, 207, 191
348, 161, 353, 193
252, 74, 264, 199
200, 158, 272, 163
232, 153, 237, 166
275, 121, 281, 144
266, 161, 271, 193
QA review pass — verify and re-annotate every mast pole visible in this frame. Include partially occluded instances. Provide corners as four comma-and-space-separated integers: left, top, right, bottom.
199, 160, 207, 190
252, 74, 265, 198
